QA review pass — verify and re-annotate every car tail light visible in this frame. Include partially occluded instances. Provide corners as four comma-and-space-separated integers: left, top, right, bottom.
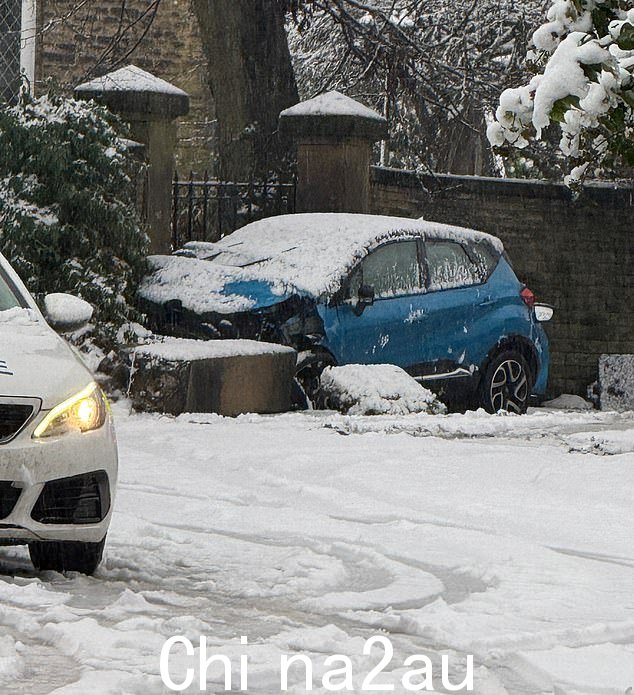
520, 287, 535, 308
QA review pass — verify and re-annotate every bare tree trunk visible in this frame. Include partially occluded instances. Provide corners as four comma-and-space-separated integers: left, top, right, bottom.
192, 0, 298, 181
434, 105, 495, 177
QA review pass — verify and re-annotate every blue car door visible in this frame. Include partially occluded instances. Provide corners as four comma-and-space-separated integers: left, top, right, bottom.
326, 239, 427, 367
411, 239, 484, 374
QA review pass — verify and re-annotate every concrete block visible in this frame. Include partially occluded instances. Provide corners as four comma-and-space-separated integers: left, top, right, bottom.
130, 338, 297, 416
599, 354, 634, 412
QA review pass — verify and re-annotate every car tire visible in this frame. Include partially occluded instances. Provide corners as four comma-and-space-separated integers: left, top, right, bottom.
28, 537, 106, 575
479, 350, 533, 414
292, 351, 335, 410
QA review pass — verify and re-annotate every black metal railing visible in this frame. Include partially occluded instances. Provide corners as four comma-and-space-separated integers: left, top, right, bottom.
172, 171, 296, 249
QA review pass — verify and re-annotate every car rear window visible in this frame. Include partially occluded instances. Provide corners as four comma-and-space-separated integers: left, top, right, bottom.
470, 240, 501, 279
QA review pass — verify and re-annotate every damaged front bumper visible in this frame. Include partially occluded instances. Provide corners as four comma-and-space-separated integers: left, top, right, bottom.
142, 293, 325, 353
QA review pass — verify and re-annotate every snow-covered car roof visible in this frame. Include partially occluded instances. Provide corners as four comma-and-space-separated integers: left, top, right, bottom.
139, 213, 503, 315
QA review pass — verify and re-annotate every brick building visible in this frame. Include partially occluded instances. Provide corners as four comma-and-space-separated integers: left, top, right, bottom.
0, 0, 215, 172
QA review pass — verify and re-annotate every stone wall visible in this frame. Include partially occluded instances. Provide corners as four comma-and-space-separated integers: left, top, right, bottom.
36, 0, 214, 173
371, 167, 634, 397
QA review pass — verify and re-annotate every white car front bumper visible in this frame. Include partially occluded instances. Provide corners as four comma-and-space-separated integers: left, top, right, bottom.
0, 403, 117, 545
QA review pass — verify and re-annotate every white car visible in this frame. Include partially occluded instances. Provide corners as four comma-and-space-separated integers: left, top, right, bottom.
0, 253, 117, 575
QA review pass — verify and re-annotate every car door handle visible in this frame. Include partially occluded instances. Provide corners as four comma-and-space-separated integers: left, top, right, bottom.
479, 299, 495, 307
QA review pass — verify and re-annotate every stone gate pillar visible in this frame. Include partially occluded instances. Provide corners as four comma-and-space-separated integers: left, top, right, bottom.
279, 91, 387, 214
75, 65, 189, 253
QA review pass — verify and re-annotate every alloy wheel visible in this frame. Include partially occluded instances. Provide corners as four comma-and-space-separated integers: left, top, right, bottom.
489, 359, 528, 413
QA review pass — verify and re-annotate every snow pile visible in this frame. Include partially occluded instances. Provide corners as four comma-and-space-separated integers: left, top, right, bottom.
133, 336, 295, 363
140, 213, 502, 315
542, 394, 594, 411
566, 428, 634, 455
320, 364, 446, 416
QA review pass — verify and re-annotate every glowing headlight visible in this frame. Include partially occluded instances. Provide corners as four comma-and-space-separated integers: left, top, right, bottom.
33, 383, 107, 439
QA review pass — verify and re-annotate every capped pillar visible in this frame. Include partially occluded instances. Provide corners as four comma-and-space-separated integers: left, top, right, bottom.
279, 91, 387, 214
75, 65, 189, 253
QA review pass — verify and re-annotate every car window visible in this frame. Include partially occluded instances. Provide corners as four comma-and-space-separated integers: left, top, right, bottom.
425, 241, 481, 291
357, 241, 421, 299
468, 240, 500, 281
0, 268, 22, 312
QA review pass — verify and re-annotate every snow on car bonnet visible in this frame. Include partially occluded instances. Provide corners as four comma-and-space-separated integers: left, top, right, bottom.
139, 213, 502, 315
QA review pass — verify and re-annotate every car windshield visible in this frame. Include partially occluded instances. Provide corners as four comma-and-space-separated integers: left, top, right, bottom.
0, 266, 24, 312
176, 241, 274, 267
208, 249, 273, 267
178, 239, 299, 269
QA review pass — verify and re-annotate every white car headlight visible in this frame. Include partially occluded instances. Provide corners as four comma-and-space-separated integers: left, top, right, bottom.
33, 382, 108, 439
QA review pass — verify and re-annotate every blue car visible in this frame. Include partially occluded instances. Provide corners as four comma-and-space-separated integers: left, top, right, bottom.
140, 213, 552, 413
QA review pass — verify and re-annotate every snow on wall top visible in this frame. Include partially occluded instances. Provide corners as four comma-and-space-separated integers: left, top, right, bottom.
75, 65, 187, 96
280, 91, 385, 121
139, 213, 502, 315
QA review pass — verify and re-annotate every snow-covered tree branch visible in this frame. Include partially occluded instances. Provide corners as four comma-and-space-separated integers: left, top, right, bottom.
487, 0, 634, 186
288, 0, 546, 174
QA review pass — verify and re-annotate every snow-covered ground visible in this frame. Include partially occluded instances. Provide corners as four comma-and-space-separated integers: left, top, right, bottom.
1, 404, 633, 694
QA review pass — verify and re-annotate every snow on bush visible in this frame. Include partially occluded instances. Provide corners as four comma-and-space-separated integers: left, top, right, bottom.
488, 0, 634, 185
319, 364, 446, 416
0, 89, 149, 358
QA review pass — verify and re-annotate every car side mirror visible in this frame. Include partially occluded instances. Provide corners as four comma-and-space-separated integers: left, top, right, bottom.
44, 293, 94, 333
354, 284, 375, 315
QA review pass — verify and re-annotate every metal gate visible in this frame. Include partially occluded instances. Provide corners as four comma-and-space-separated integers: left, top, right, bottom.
172, 171, 296, 248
